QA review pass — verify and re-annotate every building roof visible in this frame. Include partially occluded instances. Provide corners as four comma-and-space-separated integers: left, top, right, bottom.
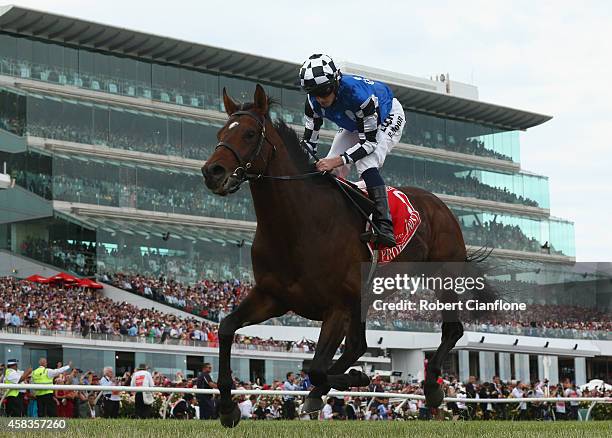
0, 5, 551, 131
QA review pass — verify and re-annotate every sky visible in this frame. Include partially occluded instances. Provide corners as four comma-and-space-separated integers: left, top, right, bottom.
6, 0, 612, 261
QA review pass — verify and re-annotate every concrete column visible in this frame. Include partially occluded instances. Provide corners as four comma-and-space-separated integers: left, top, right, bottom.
498, 353, 511, 382
514, 353, 530, 383
538, 355, 559, 385
478, 351, 495, 382
458, 350, 470, 383
10, 223, 17, 252
390, 349, 425, 382
574, 357, 586, 386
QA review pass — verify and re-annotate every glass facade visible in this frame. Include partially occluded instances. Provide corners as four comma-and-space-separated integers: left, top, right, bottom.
23, 90, 221, 161
2, 31, 519, 160
0, 30, 577, 286
402, 111, 520, 162
1, 87, 548, 209
453, 207, 571, 256
0, 146, 574, 262
3, 213, 253, 282
384, 155, 549, 208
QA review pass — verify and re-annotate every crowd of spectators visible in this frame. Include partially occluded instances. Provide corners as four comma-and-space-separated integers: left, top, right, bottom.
12, 170, 255, 222
26, 120, 213, 162
8, 234, 612, 340
386, 171, 540, 208
0, 277, 305, 352
20, 237, 96, 277
18, 236, 250, 282
0, 115, 24, 136
366, 298, 612, 340
13, 166, 556, 256
102, 272, 612, 341
462, 220, 564, 255
103, 274, 250, 322
2, 357, 609, 421
402, 130, 513, 161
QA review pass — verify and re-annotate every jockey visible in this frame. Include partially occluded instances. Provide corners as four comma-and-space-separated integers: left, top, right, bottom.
299, 53, 406, 248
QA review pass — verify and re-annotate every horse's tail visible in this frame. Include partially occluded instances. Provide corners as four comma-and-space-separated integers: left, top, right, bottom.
463, 245, 499, 319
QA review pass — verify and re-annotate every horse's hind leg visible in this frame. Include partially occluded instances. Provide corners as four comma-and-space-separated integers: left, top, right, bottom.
216, 288, 285, 427
424, 308, 464, 408
302, 310, 350, 413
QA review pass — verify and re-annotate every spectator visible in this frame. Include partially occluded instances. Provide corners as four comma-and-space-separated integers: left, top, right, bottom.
131, 364, 155, 419
282, 372, 299, 420
3, 359, 32, 417
511, 382, 527, 420
171, 393, 196, 419
55, 374, 77, 418
32, 357, 71, 417
320, 397, 336, 420
100, 367, 121, 418
195, 362, 217, 420
239, 395, 256, 420
79, 393, 102, 418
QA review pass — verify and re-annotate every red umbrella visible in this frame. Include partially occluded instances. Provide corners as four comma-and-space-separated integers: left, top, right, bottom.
25, 274, 49, 284
48, 272, 78, 283
76, 278, 103, 289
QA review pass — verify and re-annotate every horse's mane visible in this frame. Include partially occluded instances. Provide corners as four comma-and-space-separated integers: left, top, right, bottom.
239, 98, 317, 174
273, 120, 318, 174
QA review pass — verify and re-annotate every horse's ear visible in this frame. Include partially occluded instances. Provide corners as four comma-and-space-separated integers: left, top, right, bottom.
253, 84, 269, 115
223, 87, 238, 116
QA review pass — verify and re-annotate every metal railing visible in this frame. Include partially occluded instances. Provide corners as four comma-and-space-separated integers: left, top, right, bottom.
0, 327, 310, 354
1, 384, 610, 421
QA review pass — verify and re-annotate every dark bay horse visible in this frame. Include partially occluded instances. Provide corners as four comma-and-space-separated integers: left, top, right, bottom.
202, 85, 468, 427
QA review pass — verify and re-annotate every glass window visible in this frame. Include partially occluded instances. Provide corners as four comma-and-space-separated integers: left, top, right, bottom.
197, 71, 220, 111
0, 33, 17, 61
182, 119, 221, 160
93, 105, 110, 145
219, 76, 258, 106
16, 38, 33, 64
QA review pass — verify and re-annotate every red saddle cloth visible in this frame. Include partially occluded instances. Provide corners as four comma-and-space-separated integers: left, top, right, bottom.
362, 184, 422, 264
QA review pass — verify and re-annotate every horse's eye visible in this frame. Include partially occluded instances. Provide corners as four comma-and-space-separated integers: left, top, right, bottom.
245, 130, 256, 139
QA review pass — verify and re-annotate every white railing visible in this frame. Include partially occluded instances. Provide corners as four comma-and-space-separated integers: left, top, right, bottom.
1, 384, 610, 420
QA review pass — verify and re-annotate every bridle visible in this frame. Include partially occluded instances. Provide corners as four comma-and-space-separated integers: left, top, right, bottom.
214, 110, 320, 192
214, 110, 276, 188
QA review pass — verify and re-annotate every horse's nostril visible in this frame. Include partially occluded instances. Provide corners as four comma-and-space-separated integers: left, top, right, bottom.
209, 164, 226, 177
203, 163, 226, 180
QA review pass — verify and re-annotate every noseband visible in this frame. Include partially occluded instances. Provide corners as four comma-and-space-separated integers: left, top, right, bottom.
215, 110, 277, 189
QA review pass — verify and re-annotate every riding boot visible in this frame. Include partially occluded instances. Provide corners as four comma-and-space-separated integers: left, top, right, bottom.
363, 185, 396, 248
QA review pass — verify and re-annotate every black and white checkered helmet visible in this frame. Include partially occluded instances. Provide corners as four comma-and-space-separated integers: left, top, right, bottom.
299, 54, 338, 93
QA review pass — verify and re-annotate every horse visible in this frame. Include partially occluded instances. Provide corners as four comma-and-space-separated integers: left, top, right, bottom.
202, 84, 472, 427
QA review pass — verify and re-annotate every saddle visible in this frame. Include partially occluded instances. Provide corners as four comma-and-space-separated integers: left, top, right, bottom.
333, 177, 422, 265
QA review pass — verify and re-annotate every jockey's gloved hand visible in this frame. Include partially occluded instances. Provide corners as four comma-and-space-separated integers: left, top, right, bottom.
300, 140, 318, 159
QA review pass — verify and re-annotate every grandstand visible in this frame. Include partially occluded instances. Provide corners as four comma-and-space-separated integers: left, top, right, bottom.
0, 4, 610, 389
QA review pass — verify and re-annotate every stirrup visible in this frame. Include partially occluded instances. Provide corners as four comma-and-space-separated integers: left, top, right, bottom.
374, 233, 397, 248
360, 229, 396, 247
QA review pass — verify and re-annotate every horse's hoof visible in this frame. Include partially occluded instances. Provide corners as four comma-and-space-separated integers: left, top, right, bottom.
219, 403, 241, 428
302, 396, 324, 414
424, 383, 445, 408
348, 369, 371, 387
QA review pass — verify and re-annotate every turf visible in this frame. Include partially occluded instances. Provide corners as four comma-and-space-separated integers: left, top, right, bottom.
3, 419, 611, 438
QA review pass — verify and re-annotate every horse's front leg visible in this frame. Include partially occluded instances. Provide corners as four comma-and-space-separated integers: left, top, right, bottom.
217, 288, 285, 427
302, 309, 350, 414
